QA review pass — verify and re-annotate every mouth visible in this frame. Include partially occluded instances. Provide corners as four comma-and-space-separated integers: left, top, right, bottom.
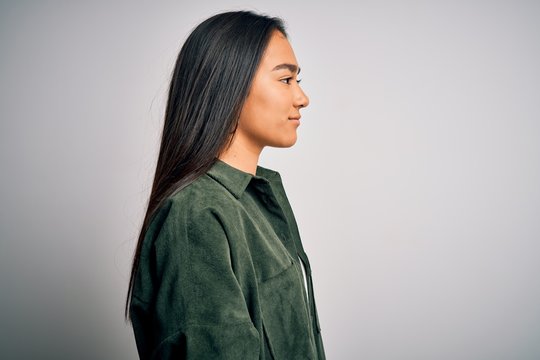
288, 118, 301, 125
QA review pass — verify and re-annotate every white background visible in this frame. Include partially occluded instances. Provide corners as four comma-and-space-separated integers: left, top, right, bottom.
1, 1, 539, 359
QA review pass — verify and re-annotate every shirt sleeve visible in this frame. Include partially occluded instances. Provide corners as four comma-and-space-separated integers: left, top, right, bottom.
130, 203, 260, 359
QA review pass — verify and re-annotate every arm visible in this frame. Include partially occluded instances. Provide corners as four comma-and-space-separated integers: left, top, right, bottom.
130, 205, 260, 359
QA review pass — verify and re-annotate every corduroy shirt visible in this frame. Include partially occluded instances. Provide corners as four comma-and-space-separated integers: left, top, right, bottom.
130, 158, 326, 359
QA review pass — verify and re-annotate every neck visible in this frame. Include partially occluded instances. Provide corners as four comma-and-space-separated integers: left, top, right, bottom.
218, 136, 262, 175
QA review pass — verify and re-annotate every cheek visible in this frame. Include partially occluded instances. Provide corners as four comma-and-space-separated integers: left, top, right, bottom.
252, 85, 281, 110
239, 78, 292, 132
250, 77, 290, 109
243, 89, 286, 122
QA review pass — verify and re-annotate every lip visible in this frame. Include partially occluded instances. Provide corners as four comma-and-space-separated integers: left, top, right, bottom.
288, 118, 301, 125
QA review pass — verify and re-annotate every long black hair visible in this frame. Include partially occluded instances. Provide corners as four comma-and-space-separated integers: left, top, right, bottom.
125, 10, 287, 319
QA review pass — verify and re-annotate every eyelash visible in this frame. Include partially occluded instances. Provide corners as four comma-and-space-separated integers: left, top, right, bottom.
281, 77, 302, 85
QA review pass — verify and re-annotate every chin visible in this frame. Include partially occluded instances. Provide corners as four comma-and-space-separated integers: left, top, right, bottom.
271, 136, 297, 148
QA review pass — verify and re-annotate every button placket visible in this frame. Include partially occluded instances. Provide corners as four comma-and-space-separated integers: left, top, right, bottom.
298, 253, 321, 334
255, 182, 296, 257
260, 182, 322, 336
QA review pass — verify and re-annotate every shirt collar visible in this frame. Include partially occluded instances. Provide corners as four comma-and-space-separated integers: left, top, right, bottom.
207, 158, 282, 199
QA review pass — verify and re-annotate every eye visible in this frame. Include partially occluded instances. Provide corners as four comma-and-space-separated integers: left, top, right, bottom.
281, 77, 303, 85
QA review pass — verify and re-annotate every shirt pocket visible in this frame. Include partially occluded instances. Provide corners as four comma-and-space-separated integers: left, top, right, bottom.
246, 226, 295, 283
258, 261, 317, 360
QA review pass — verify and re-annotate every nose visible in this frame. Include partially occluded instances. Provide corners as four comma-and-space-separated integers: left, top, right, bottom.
294, 84, 310, 109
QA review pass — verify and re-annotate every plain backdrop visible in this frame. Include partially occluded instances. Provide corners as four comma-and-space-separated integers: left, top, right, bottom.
1, 1, 539, 359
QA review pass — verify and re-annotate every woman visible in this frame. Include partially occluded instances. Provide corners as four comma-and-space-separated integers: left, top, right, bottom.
126, 10, 326, 359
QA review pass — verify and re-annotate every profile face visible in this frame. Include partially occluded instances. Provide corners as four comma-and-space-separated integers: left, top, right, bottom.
235, 30, 310, 151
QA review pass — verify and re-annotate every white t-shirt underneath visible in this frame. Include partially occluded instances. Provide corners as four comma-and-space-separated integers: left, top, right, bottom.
299, 255, 309, 294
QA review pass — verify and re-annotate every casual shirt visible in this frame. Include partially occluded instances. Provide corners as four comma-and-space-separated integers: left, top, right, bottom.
130, 158, 326, 359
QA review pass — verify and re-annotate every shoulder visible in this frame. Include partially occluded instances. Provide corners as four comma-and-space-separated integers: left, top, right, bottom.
147, 173, 241, 239
167, 172, 240, 218
132, 175, 238, 306
140, 174, 238, 271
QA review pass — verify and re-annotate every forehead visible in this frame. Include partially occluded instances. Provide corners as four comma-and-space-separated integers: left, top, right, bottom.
259, 31, 298, 70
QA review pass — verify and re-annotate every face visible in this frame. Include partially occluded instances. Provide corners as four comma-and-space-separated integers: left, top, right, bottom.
234, 30, 310, 152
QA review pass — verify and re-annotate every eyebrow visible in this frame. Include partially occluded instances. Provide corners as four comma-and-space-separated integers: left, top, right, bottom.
272, 63, 301, 75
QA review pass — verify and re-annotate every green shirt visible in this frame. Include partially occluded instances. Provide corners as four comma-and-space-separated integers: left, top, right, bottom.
130, 158, 326, 359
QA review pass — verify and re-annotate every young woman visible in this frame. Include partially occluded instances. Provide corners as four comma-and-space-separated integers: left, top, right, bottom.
126, 10, 326, 359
